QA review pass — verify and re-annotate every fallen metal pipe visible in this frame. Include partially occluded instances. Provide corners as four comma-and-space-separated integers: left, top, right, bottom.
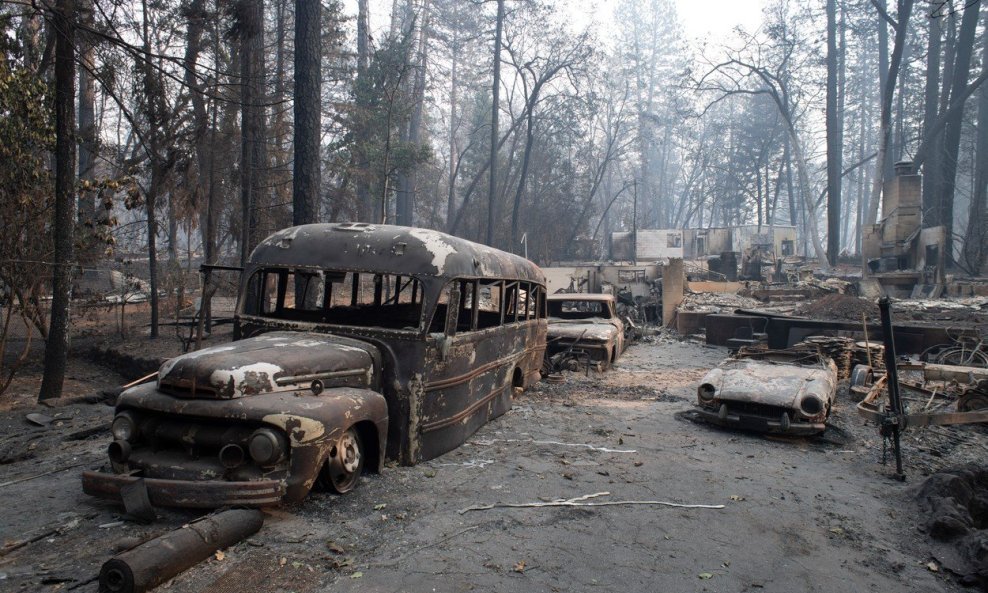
98, 508, 263, 593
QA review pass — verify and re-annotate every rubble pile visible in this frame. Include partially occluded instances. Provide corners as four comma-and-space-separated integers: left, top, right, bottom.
678, 291, 766, 314
916, 465, 988, 589
851, 341, 885, 372
795, 336, 856, 379
895, 297, 988, 333
793, 294, 880, 322
789, 336, 884, 380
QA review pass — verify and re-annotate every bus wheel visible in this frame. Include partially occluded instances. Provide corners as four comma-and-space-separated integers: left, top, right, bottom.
324, 427, 364, 494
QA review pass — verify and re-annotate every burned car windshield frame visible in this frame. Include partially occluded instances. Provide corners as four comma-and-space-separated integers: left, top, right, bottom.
547, 298, 614, 320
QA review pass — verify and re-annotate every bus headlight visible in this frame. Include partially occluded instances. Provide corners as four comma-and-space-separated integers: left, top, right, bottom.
249, 428, 288, 466
111, 411, 140, 442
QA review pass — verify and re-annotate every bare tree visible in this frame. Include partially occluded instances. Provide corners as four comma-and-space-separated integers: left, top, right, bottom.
697, 35, 829, 269
504, 22, 590, 251
865, 0, 914, 226
39, 0, 77, 401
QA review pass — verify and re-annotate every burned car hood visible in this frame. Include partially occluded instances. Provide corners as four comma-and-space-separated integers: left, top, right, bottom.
703, 358, 836, 408
157, 332, 379, 399
546, 319, 616, 341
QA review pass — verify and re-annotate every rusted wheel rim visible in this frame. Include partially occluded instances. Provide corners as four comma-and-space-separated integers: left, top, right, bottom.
936, 348, 988, 368
328, 428, 363, 493
959, 393, 988, 412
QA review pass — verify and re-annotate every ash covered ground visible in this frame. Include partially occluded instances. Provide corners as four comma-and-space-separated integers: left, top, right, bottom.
2, 334, 987, 592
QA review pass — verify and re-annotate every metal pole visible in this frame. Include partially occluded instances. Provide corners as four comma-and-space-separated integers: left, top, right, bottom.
878, 296, 905, 481
99, 509, 264, 593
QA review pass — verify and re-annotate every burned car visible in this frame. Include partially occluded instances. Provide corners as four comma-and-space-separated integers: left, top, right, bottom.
84, 223, 547, 508
545, 293, 625, 371
695, 349, 838, 435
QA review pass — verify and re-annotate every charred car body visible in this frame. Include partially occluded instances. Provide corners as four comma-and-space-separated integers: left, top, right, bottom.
84, 223, 547, 508
695, 349, 838, 435
545, 293, 625, 371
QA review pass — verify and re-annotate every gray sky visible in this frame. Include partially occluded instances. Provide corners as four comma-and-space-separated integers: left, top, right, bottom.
343, 0, 765, 44
570, 0, 764, 41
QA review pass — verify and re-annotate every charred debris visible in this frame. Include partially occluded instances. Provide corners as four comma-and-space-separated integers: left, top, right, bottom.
11, 212, 988, 590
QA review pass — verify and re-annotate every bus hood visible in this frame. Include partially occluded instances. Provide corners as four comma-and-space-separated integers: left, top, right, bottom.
156, 332, 379, 399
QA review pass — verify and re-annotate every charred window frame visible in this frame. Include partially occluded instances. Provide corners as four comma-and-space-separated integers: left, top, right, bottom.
536, 285, 547, 319
243, 268, 425, 331
431, 278, 544, 334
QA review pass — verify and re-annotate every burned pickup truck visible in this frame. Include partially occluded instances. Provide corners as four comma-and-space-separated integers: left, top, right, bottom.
545, 293, 626, 371
695, 349, 838, 435
84, 223, 547, 508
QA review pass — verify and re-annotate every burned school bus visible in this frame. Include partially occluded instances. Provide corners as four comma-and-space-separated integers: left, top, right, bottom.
83, 223, 548, 508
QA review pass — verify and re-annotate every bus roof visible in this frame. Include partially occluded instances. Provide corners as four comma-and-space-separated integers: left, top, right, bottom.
247, 223, 545, 284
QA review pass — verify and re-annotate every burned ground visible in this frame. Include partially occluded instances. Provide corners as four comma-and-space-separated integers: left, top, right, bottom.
0, 334, 985, 592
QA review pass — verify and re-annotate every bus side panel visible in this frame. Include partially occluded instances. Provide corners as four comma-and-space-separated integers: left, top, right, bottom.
414, 320, 545, 463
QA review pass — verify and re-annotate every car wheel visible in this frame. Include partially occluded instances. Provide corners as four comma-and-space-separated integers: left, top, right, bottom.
850, 365, 873, 388
324, 427, 364, 494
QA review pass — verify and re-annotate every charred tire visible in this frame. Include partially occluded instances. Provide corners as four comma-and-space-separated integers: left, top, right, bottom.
850, 365, 873, 388
321, 427, 364, 495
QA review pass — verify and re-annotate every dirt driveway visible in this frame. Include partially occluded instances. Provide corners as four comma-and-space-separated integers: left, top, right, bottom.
0, 338, 973, 592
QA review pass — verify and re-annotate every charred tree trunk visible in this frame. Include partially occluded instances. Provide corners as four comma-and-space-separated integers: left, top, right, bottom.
141, 0, 162, 339
938, 0, 980, 262
355, 0, 371, 222
396, 0, 429, 227
293, 0, 320, 226
922, 11, 943, 224
877, 0, 892, 181
825, 0, 842, 264
39, 0, 76, 401
963, 13, 988, 273
77, 0, 97, 246
866, 0, 914, 226
445, 31, 459, 231
784, 136, 796, 227
486, 0, 504, 246
239, 0, 266, 264
184, 0, 215, 337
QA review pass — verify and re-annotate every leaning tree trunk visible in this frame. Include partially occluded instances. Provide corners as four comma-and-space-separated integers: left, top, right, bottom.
39, 0, 76, 402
